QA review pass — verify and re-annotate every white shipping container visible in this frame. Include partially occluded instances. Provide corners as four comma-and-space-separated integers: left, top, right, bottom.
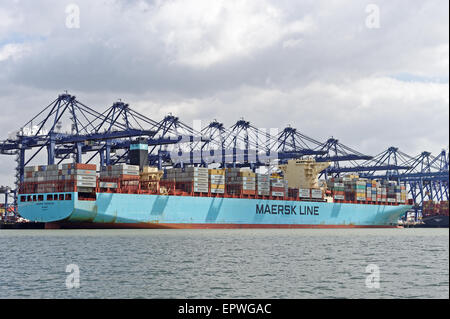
74, 175, 97, 182
76, 181, 97, 187
241, 181, 256, 185
311, 189, 323, 199
209, 177, 225, 183
299, 189, 311, 198
112, 164, 139, 171
334, 195, 345, 200
99, 182, 118, 188
271, 191, 285, 197
186, 173, 209, 178
210, 174, 225, 178
65, 169, 96, 176
111, 170, 139, 176
185, 167, 208, 171
210, 188, 225, 194
191, 182, 209, 187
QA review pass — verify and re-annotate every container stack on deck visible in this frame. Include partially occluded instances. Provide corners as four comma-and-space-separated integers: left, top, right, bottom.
163, 167, 209, 193
438, 201, 449, 216
328, 180, 344, 200
22, 163, 97, 194
327, 175, 407, 204
422, 200, 436, 216
422, 200, 449, 217
99, 164, 140, 192
19, 162, 409, 206
270, 176, 287, 198
256, 173, 271, 196
209, 169, 225, 194
61, 163, 97, 192
226, 168, 256, 195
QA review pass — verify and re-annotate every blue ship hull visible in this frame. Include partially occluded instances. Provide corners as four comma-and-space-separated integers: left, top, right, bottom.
18, 192, 411, 228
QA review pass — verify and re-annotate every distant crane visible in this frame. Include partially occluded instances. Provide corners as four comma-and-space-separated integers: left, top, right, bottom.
0, 93, 448, 220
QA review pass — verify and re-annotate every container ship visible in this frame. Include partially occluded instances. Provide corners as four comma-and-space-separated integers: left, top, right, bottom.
17, 141, 411, 229
410, 200, 449, 228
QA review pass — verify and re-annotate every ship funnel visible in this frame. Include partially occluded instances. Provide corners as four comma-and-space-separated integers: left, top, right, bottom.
129, 137, 149, 171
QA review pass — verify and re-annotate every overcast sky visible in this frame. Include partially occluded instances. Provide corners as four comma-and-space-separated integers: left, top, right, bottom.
0, 0, 448, 187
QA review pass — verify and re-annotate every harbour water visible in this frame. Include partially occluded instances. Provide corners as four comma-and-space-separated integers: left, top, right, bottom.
0, 228, 448, 299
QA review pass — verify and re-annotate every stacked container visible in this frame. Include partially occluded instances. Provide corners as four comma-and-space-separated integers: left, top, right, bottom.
386, 181, 397, 203
99, 164, 140, 192
422, 200, 435, 216
376, 186, 382, 202
270, 177, 286, 197
366, 181, 372, 201
400, 185, 407, 203
209, 169, 225, 194
354, 180, 366, 201
299, 188, 311, 199
371, 180, 378, 202
61, 163, 97, 192
100, 164, 139, 179
226, 168, 256, 195
288, 188, 299, 199
163, 167, 209, 193
326, 178, 345, 200
162, 167, 209, 193
311, 189, 323, 200
439, 201, 449, 216
23, 163, 98, 193
256, 173, 270, 196
184, 167, 209, 193
24, 166, 39, 183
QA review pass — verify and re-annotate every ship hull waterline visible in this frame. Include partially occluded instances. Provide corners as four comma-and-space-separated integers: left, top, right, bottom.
18, 192, 411, 229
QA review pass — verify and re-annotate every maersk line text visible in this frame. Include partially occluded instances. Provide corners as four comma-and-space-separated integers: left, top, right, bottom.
256, 204, 319, 215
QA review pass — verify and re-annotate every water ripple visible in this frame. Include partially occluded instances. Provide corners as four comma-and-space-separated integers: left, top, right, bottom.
0, 228, 448, 299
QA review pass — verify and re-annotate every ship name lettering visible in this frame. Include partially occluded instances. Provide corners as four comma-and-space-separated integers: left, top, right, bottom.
299, 205, 319, 215
256, 204, 297, 215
